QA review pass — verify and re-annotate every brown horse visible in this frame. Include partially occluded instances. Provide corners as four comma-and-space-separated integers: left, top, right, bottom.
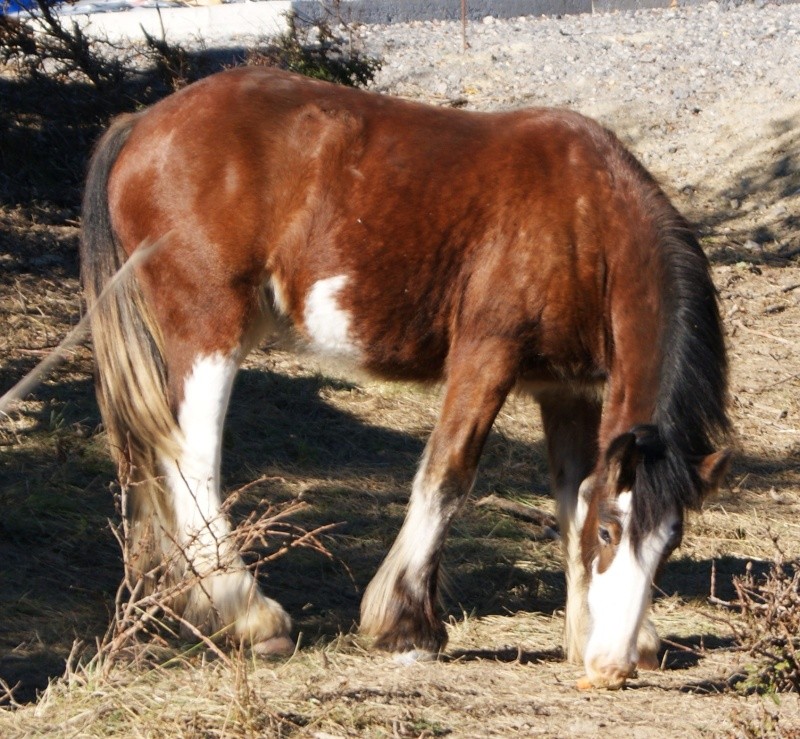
81, 67, 730, 688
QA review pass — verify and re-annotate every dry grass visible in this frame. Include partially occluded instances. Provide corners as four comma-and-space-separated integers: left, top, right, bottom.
2, 255, 799, 734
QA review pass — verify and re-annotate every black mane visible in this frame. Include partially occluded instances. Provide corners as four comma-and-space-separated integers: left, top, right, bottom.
631, 205, 730, 542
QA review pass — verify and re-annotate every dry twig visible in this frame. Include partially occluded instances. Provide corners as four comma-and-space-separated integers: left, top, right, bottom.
710, 538, 800, 694
475, 494, 558, 530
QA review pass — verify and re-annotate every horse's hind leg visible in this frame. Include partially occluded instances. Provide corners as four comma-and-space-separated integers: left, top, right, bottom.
361, 338, 518, 657
538, 390, 602, 664
150, 291, 291, 652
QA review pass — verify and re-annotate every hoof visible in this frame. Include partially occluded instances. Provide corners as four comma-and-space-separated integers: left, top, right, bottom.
252, 635, 295, 657
636, 650, 660, 671
393, 649, 437, 666
579, 658, 635, 690
636, 619, 661, 671
576, 673, 629, 691
232, 592, 292, 647
181, 575, 292, 648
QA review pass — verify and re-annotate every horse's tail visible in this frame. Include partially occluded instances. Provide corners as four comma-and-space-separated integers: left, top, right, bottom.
80, 114, 179, 579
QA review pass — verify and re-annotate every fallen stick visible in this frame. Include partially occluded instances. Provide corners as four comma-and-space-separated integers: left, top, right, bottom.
475, 494, 559, 530
732, 320, 794, 347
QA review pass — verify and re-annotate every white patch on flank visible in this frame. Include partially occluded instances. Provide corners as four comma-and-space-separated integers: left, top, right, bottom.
584, 492, 678, 678
303, 274, 358, 356
269, 275, 289, 316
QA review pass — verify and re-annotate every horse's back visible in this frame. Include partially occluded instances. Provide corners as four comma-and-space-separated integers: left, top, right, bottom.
106, 67, 672, 382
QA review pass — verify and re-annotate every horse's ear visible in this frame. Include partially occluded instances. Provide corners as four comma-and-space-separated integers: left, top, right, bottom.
605, 432, 639, 494
695, 449, 732, 496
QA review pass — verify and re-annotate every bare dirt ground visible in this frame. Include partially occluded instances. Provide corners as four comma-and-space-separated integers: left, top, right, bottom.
1, 7, 800, 738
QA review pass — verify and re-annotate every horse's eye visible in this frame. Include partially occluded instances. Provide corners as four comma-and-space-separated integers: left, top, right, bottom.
598, 526, 612, 546
667, 522, 683, 550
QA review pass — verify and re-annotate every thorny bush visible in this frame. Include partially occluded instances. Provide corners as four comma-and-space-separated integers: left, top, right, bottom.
730, 539, 800, 695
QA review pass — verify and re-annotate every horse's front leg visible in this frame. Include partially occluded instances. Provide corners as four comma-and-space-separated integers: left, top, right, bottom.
360, 338, 518, 658
538, 392, 602, 664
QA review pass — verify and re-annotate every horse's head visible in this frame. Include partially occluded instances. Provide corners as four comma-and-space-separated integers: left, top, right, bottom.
576, 425, 729, 689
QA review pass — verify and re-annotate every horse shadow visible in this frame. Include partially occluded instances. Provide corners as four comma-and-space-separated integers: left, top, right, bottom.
220, 366, 558, 641
2, 360, 798, 703
0, 361, 547, 702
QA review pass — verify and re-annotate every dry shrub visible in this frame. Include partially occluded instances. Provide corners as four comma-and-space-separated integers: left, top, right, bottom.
1, 2, 380, 208
78, 475, 339, 679
0, 2, 125, 90
729, 539, 800, 695
246, 10, 380, 88
729, 702, 787, 739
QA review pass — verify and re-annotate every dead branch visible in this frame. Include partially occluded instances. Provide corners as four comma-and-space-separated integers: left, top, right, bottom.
731, 319, 795, 347
475, 494, 559, 530
0, 676, 22, 709
75, 467, 339, 678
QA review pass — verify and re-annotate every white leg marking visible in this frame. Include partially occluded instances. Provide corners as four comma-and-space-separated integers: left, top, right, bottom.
584, 492, 677, 680
163, 352, 237, 561
575, 475, 593, 530
636, 617, 661, 670
395, 463, 449, 594
563, 522, 589, 662
160, 353, 291, 643
560, 475, 593, 662
393, 649, 438, 666
361, 449, 449, 646
303, 275, 359, 356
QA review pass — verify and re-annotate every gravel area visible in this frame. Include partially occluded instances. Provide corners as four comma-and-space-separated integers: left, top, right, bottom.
364, 3, 800, 109
355, 2, 800, 256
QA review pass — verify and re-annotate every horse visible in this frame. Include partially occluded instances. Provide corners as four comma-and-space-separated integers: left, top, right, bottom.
80, 66, 730, 689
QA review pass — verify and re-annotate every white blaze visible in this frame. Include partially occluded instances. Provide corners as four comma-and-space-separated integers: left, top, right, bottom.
584, 492, 678, 677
